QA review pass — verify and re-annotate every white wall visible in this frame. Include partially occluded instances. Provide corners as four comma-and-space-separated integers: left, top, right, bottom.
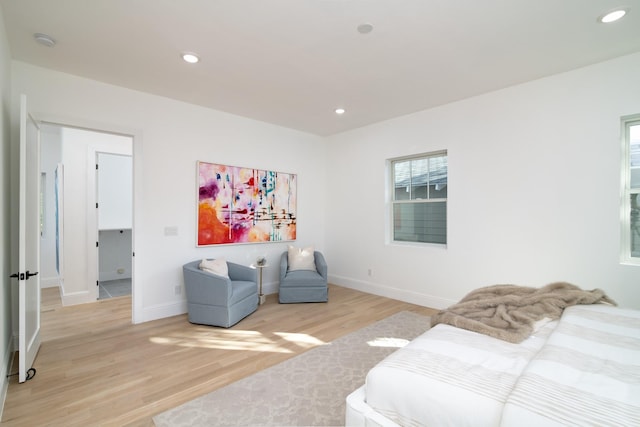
326, 52, 640, 310
0, 3, 12, 417
10, 42, 638, 330
11, 61, 326, 322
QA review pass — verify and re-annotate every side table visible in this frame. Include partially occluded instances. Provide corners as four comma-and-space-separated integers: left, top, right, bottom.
253, 264, 268, 305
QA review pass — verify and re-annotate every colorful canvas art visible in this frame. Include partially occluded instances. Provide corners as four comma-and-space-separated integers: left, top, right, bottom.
197, 161, 297, 246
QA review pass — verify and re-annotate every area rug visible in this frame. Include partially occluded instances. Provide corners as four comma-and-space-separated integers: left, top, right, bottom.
153, 311, 430, 427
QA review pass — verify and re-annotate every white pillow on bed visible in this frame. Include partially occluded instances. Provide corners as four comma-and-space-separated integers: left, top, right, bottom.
288, 245, 316, 271
199, 258, 229, 278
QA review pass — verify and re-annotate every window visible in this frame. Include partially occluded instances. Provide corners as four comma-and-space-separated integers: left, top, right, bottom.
390, 151, 447, 244
622, 116, 640, 263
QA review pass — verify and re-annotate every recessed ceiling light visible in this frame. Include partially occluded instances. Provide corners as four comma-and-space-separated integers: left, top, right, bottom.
599, 9, 627, 23
335, 108, 346, 115
182, 52, 199, 64
34, 33, 55, 47
357, 23, 374, 34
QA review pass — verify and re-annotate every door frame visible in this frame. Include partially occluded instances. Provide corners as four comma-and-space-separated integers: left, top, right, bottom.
35, 114, 141, 324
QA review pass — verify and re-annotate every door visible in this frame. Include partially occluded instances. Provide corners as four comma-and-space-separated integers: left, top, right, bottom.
96, 152, 133, 300
16, 94, 41, 382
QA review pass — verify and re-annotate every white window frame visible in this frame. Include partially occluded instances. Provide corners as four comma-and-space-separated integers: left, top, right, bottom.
621, 114, 640, 265
388, 150, 448, 246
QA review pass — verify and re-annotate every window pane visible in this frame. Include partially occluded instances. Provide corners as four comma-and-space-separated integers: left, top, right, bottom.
393, 160, 411, 200
631, 124, 640, 189
410, 158, 429, 199
429, 156, 447, 199
394, 155, 447, 200
393, 201, 446, 244
632, 193, 640, 258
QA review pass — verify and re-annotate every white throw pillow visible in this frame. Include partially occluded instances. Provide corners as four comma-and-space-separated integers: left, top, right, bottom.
199, 258, 229, 278
288, 245, 316, 271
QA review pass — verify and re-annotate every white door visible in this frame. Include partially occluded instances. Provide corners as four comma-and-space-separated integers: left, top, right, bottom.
16, 94, 41, 383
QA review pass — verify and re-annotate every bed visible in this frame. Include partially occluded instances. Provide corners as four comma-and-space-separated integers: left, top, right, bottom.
346, 298, 640, 426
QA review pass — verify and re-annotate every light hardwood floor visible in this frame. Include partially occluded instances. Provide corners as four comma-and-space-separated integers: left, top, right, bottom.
2, 285, 437, 426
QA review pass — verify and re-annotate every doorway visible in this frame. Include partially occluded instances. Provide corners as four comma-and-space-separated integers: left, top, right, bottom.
39, 124, 134, 307
96, 152, 133, 300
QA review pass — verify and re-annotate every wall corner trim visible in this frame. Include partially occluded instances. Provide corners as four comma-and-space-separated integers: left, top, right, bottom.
0, 336, 15, 421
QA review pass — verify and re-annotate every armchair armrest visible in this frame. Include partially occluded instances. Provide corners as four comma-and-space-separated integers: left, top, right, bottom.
314, 251, 328, 279
280, 251, 289, 280
228, 261, 257, 283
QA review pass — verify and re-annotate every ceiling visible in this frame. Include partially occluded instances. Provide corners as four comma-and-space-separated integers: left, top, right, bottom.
2, 0, 640, 136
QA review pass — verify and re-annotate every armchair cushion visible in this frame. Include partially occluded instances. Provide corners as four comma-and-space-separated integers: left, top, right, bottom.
199, 258, 228, 277
287, 245, 317, 272
183, 259, 258, 327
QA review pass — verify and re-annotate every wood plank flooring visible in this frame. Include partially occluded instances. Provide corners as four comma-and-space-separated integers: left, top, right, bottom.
2, 285, 437, 427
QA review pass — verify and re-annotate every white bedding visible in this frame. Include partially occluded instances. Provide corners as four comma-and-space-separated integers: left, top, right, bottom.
359, 321, 557, 426
347, 304, 640, 427
500, 304, 640, 426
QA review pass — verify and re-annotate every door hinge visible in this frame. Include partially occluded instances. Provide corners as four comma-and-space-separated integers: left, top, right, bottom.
96, 202, 98, 209
96, 164, 99, 170
96, 241, 99, 247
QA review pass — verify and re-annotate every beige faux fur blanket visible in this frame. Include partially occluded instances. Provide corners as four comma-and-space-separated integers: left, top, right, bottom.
431, 282, 616, 343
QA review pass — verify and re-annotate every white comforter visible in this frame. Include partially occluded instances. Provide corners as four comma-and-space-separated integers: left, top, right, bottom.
348, 304, 640, 427
362, 320, 557, 426
500, 304, 640, 426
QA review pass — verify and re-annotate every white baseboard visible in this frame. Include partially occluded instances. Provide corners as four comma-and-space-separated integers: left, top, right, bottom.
137, 300, 187, 324
137, 281, 278, 324
328, 274, 455, 310
262, 280, 278, 296
40, 276, 60, 288
0, 336, 14, 421
60, 290, 92, 306
136, 277, 447, 325
99, 271, 132, 282
258, 277, 453, 309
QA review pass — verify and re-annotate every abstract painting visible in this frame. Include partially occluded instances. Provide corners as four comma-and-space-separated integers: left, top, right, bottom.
197, 161, 297, 246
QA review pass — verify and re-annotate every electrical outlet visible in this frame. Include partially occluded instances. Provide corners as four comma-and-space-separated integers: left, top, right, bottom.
174, 285, 181, 295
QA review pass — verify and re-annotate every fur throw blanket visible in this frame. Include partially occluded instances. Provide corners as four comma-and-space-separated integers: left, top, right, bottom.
431, 282, 616, 343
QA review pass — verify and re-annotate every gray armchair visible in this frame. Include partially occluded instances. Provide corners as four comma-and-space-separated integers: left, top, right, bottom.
279, 251, 328, 303
183, 259, 258, 327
